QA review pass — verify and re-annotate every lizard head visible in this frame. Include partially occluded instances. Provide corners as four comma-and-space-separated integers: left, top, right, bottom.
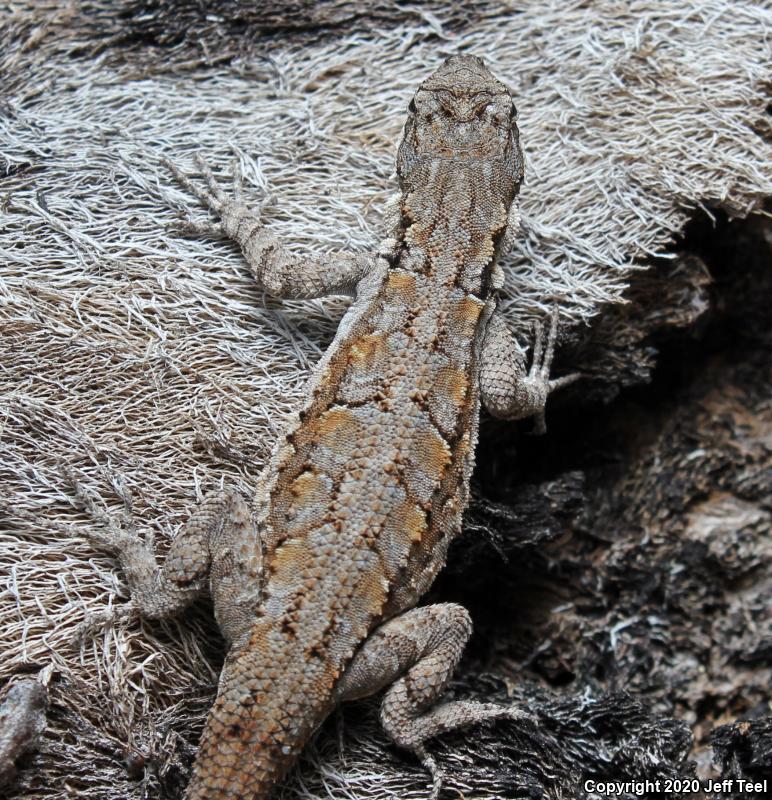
397, 54, 523, 185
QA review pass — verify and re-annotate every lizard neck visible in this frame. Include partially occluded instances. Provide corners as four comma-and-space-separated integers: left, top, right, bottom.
398, 156, 511, 297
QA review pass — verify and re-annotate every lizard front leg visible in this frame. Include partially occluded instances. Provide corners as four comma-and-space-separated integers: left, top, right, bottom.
165, 155, 378, 299
480, 306, 581, 434
75, 486, 263, 645
334, 604, 529, 799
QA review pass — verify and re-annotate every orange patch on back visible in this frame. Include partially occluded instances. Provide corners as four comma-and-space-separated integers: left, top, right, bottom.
312, 406, 356, 442
402, 501, 428, 543
347, 331, 389, 367
270, 538, 313, 588
289, 470, 325, 502
385, 270, 417, 298
412, 428, 452, 474
448, 295, 485, 339
353, 567, 389, 623
383, 500, 426, 551
381, 499, 428, 557
433, 366, 469, 409
407, 222, 432, 248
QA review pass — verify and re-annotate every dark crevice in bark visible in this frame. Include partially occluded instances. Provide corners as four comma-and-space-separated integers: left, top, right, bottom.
432, 209, 770, 795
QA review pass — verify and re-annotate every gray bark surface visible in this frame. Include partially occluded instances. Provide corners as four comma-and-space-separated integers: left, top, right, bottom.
1, 2, 769, 798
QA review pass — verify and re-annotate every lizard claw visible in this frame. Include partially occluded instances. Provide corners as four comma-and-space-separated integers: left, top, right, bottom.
168, 210, 224, 239
164, 153, 263, 247
164, 154, 230, 215
60, 464, 138, 556
525, 305, 582, 434
415, 745, 444, 800
77, 601, 138, 643
528, 305, 557, 380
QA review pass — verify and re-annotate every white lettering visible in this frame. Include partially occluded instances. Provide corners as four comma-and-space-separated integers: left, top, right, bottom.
582, 779, 665, 795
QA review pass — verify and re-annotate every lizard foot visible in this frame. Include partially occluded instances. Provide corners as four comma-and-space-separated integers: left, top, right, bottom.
77, 601, 138, 642
164, 154, 259, 244
480, 305, 582, 429
60, 464, 138, 556
408, 703, 528, 799
335, 605, 531, 799
62, 465, 215, 625
415, 745, 443, 800
164, 154, 231, 215
60, 467, 150, 637
526, 305, 581, 434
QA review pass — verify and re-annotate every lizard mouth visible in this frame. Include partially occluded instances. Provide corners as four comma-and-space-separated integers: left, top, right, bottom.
432, 145, 498, 158
417, 127, 509, 159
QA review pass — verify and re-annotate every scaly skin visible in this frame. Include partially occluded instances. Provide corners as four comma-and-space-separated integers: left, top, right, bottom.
186, 54, 524, 800
78, 55, 578, 799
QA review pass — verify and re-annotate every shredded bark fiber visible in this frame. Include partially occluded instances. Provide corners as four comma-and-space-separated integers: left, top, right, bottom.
1, 1, 770, 798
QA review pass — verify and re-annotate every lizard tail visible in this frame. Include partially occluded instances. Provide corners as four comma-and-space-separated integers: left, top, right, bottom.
184, 621, 338, 800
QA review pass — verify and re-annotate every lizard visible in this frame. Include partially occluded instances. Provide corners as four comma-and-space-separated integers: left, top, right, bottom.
79, 54, 579, 799
0, 680, 48, 790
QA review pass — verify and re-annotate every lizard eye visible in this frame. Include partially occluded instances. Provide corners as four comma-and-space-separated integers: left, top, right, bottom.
510, 102, 518, 119
408, 98, 417, 113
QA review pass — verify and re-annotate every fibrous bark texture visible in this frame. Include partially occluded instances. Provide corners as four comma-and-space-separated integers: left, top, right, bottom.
0, 1, 769, 798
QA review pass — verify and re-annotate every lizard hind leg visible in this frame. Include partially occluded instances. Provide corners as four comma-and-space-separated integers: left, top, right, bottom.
206, 490, 265, 645
334, 604, 527, 799
73, 480, 262, 643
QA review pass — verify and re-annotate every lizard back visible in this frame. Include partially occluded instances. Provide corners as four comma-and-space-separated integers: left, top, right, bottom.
187, 55, 524, 798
